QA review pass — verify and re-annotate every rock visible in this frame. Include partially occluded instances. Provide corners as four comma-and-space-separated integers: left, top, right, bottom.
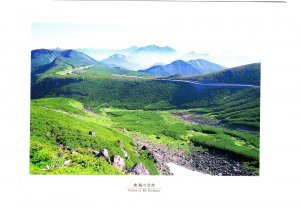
59, 144, 65, 149
63, 160, 71, 167
112, 155, 126, 172
128, 163, 150, 175
156, 135, 161, 139
101, 149, 111, 164
89, 131, 96, 137
141, 145, 147, 150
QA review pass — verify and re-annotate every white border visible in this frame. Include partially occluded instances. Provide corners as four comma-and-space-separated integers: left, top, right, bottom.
1, 0, 300, 213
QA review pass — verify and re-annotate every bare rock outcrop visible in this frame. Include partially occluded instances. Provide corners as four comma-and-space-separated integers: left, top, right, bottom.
112, 155, 126, 172
128, 163, 150, 175
63, 159, 71, 167
100, 149, 111, 164
89, 130, 96, 137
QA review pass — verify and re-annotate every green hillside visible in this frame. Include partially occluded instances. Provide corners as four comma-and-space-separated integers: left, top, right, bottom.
30, 49, 261, 176
30, 98, 259, 175
168, 63, 261, 86
30, 98, 159, 175
31, 74, 260, 129
31, 49, 101, 68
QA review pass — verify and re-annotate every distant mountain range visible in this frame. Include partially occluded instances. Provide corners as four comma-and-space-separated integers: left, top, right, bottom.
138, 59, 226, 76
76, 45, 259, 69
31, 46, 260, 80
78, 45, 175, 60
31, 47, 227, 77
132, 45, 176, 54
100, 54, 142, 70
77, 45, 178, 68
77, 46, 137, 61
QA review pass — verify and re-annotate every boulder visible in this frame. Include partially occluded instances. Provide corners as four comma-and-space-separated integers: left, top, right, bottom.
89, 131, 96, 137
112, 155, 126, 172
141, 145, 147, 150
128, 163, 150, 175
63, 159, 71, 167
101, 149, 111, 164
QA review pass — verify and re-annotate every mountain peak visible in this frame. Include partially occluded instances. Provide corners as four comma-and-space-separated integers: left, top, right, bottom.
53, 47, 63, 51
139, 59, 226, 76
101, 54, 142, 70
108, 54, 127, 59
134, 45, 176, 53
171, 60, 186, 64
60, 49, 76, 58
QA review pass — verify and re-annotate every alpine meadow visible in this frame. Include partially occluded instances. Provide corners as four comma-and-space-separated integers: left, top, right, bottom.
30, 45, 260, 176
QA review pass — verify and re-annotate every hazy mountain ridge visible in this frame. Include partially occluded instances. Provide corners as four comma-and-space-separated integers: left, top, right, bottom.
187, 59, 226, 74
100, 54, 143, 70
139, 59, 226, 76
132, 45, 176, 54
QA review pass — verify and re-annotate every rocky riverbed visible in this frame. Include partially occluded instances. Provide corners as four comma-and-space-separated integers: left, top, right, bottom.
132, 134, 254, 176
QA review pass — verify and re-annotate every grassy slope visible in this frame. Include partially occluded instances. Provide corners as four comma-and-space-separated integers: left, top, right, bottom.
30, 98, 158, 175
167, 63, 261, 86
184, 88, 260, 129
31, 73, 260, 129
106, 108, 259, 161
30, 98, 260, 175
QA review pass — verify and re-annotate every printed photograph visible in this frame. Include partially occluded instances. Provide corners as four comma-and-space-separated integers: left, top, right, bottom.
30, 23, 260, 176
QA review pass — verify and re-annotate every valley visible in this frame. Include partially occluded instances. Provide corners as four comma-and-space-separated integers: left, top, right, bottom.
30, 46, 260, 176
